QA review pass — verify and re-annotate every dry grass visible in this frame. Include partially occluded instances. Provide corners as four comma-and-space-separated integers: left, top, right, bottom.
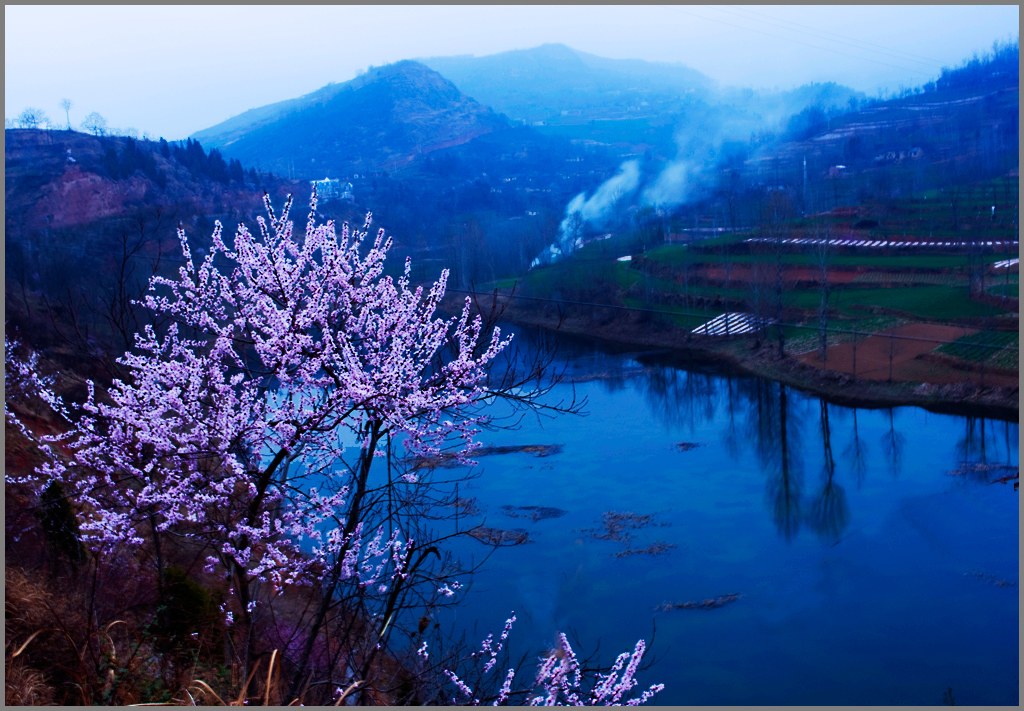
4, 412, 422, 707
5, 567, 60, 705
5, 567, 54, 632
5, 658, 56, 705
5, 563, 168, 705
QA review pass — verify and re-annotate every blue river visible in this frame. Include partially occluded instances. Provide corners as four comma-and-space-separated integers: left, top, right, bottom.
433, 325, 1018, 706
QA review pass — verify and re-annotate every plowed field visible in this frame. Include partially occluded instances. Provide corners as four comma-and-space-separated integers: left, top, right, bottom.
797, 323, 1018, 387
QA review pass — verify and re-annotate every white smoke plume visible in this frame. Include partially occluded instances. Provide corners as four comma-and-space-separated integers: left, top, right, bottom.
640, 160, 696, 208
532, 159, 641, 267
533, 86, 845, 267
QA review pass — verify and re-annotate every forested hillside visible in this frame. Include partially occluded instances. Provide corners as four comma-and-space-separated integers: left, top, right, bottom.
4, 129, 304, 369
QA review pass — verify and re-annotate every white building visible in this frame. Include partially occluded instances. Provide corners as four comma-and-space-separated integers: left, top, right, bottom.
310, 177, 354, 201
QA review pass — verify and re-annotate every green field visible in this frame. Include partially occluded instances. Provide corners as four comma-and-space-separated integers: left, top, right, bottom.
936, 330, 1019, 369
620, 298, 709, 330
851, 272, 966, 286
644, 243, 1008, 271
987, 280, 1019, 298
827, 285, 1012, 320
520, 254, 1015, 323
498, 173, 1017, 359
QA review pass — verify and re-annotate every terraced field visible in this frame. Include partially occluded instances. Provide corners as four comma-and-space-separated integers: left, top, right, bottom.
936, 330, 1020, 370
503, 174, 1018, 392
850, 272, 965, 285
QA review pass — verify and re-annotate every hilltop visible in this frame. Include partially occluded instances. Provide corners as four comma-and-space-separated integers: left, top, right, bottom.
420, 43, 715, 124
421, 44, 863, 157
192, 60, 510, 177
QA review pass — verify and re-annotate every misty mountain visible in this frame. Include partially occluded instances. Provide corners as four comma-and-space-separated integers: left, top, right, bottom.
190, 46, 866, 187
8, 41, 1016, 330
421, 44, 862, 151
191, 61, 510, 178
636, 41, 1021, 240
749, 44, 1019, 195
188, 56, 626, 257
420, 43, 715, 124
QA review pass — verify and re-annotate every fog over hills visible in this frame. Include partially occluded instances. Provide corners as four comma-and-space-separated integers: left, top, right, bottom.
192, 44, 867, 182
4, 39, 1018, 386
7, 41, 1014, 299
421, 44, 861, 135
179, 42, 1017, 273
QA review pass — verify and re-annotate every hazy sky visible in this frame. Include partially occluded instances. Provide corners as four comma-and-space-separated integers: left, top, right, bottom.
5, 4, 1018, 140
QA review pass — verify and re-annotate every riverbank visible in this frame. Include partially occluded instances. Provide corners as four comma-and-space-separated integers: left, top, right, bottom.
474, 294, 1019, 421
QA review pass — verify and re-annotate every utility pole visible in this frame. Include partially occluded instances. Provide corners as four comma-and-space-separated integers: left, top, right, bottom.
802, 156, 808, 215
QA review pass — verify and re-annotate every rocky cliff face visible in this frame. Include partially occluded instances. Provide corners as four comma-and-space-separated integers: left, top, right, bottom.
5, 129, 301, 232
35, 166, 148, 230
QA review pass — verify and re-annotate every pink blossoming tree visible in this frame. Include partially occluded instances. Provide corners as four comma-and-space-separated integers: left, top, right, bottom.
8, 191, 514, 696
7, 191, 661, 704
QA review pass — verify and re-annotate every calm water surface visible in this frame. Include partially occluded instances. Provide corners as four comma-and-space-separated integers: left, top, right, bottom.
438, 327, 1018, 706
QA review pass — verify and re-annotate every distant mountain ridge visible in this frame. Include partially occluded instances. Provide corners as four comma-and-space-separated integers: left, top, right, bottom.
416, 43, 865, 160
420, 43, 716, 123
190, 45, 867, 178
192, 60, 510, 178
5, 41, 1017, 359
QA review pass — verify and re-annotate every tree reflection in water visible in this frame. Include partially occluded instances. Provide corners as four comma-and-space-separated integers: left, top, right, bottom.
957, 416, 992, 465
881, 408, 906, 477
840, 408, 869, 487
634, 363, 719, 431
807, 401, 849, 543
495, 326, 1013, 548
764, 382, 803, 540
723, 376, 806, 540
720, 374, 743, 461
637, 364, 813, 541
635, 365, 857, 543
442, 327, 1020, 706
951, 417, 1020, 484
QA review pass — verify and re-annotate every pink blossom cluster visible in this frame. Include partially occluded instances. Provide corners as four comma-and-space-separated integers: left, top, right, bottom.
6, 191, 510, 601
479, 612, 516, 673
4, 337, 66, 469
445, 615, 664, 706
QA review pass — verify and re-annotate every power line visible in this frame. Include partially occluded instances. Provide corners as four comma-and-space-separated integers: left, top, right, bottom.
672, 7, 938, 85
719, 5, 948, 69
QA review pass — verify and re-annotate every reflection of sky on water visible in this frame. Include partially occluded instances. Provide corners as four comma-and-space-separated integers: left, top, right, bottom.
438, 325, 1018, 705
